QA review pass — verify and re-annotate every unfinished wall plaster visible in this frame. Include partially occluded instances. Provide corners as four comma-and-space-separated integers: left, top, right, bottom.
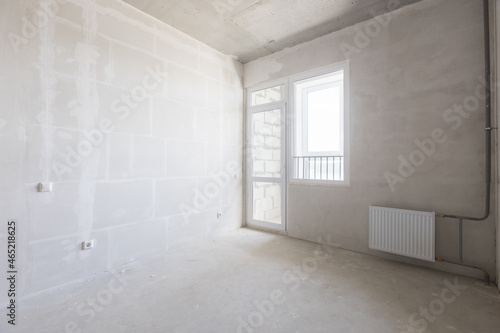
0, 0, 243, 301
495, 0, 500, 291
245, 0, 497, 280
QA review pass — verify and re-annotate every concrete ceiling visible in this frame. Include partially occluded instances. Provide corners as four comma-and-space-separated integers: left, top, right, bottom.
122, 0, 423, 63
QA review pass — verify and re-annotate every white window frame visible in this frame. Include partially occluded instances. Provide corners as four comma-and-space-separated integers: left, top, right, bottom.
246, 79, 288, 231
246, 61, 350, 190
289, 62, 350, 186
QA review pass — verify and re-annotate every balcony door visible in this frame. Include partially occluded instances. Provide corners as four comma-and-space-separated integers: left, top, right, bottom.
246, 84, 286, 231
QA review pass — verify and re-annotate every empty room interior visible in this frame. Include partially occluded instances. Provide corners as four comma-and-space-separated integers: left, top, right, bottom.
2, 0, 500, 332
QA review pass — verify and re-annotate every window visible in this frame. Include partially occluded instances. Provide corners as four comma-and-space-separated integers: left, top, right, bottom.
251, 85, 284, 106
246, 62, 349, 189
291, 63, 349, 184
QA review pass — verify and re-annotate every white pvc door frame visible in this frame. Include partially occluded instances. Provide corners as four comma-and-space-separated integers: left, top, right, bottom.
246, 82, 287, 232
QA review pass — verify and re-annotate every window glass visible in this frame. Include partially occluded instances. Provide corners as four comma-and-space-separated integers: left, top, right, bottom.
251, 85, 284, 106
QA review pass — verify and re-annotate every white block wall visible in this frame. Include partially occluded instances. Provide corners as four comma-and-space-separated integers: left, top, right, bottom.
0, 0, 243, 298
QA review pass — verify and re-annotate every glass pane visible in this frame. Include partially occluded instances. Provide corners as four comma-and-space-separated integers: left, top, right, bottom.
252, 109, 281, 178
307, 86, 341, 152
251, 85, 284, 106
253, 182, 281, 224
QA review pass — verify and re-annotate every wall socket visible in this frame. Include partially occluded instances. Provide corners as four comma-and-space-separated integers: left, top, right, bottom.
217, 212, 223, 219
37, 182, 53, 192
82, 240, 94, 250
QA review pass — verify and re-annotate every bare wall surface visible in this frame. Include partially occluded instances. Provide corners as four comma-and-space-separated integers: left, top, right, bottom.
245, 0, 497, 279
0, 0, 243, 301
496, 0, 500, 291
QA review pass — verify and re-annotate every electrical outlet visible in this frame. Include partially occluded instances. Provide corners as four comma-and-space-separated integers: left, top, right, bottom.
37, 182, 53, 192
82, 240, 94, 250
217, 212, 223, 219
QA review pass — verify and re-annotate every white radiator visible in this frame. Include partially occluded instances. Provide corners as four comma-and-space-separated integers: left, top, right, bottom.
369, 206, 435, 262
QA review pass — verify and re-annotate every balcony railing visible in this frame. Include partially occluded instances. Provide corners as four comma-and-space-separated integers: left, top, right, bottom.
293, 156, 344, 181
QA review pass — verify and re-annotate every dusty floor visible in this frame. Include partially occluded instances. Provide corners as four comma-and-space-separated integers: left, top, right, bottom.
8, 228, 500, 333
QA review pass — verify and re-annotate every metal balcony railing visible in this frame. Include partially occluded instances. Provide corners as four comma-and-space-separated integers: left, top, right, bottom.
293, 155, 344, 181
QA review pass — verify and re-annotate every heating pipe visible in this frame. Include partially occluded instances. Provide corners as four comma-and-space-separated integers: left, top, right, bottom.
435, 0, 492, 285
